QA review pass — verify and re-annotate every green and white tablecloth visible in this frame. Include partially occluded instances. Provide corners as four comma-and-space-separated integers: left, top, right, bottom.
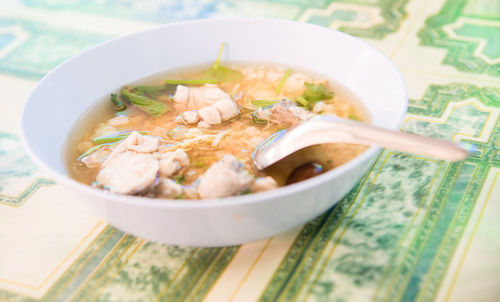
0, 0, 499, 301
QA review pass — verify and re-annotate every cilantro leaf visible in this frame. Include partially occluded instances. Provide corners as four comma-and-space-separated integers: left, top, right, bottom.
302, 82, 333, 105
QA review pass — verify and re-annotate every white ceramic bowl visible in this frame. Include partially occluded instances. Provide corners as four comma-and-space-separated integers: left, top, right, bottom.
21, 18, 407, 247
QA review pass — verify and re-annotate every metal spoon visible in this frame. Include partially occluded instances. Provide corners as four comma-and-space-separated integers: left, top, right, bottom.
252, 115, 468, 170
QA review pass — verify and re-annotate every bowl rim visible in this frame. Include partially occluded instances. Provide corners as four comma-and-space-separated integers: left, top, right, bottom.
20, 17, 408, 209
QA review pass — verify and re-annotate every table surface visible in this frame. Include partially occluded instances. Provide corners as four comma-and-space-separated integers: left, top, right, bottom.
1, 0, 499, 301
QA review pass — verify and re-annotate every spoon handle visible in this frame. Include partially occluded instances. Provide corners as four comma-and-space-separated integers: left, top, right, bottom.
252, 116, 469, 170
324, 119, 468, 161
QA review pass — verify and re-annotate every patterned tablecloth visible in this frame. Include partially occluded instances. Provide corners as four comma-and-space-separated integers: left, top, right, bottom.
1, 0, 499, 301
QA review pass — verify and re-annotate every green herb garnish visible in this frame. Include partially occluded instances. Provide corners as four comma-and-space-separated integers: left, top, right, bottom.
131, 85, 175, 99
296, 82, 334, 109
205, 42, 243, 83
174, 174, 186, 184
77, 142, 117, 161
165, 42, 243, 85
275, 69, 292, 94
294, 95, 309, 107
110, 93, 126, 111
251, 111, 268, 125
120, 87, 168, 116
303, 82, 333, 104
348, 114, 360, 121
92, 131, 147, 145
93, 134, 129, 145
251, 99, 279, 108
79, 131, 150, 160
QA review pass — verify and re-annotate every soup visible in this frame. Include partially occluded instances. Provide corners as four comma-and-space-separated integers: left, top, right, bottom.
66, 46, 368, 199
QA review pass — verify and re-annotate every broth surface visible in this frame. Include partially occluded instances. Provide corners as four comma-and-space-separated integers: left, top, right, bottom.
66, 63, 369, 199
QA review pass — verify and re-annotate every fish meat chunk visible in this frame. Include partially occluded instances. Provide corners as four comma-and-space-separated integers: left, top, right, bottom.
197, 120, 210, 128
108, 115, 130, 126
126, 131, 160, 153
159, 149, 189, 177
80, 146, 112, 168
174, 85, 240, 127
102, 131, 159, 167
281, 73, 313, 95
313, 101, 325, 113
158, 178, 183, 198
181, 110, 199, 124
173, 84, 232, 111
198, 155, 253, 199
172, 85, 189, 103
198, 106, 222, 125
256, 99, 312, 127
214, 98, 239, 121
97, 151, 159, 195
250, 176, 278, 193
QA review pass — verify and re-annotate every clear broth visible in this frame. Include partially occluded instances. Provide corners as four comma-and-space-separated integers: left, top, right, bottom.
65, 63, 370, 197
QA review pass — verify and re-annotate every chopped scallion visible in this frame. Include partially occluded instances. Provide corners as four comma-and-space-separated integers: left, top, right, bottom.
131, 85, 175, 98
92, 131, 147, 144
93, 134, 129, 145
294, 96, 309, 107
165, 43, 243, 85
120, 87, 168, 116
251, 99, 279, 107
275, 69, 292, 94
77, 142, 117, 161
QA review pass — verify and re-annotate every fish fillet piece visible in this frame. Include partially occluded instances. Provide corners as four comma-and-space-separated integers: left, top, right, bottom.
97, 151, 159, 194
198, 155, 253, 199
